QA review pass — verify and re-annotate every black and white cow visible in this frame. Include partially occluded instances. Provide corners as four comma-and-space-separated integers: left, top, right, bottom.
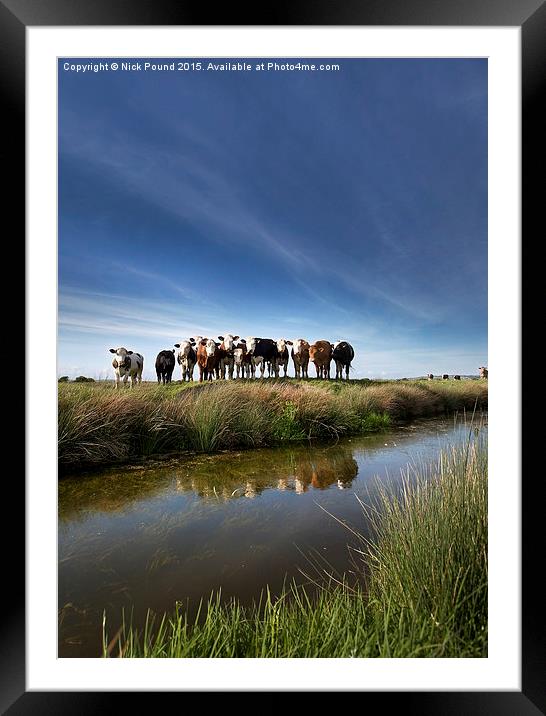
109, 347, 144, 388
174, 339, 197, 381
217, 334, 240, 379
332, 341, 355, 381
275, 339, 292, 377
233, 339, 249, 379
244, 337, 278, 378
155, 350, 175, 384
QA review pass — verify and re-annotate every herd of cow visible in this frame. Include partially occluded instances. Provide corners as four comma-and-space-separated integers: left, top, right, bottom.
108, 338, 488, 388
109, 336, 356, 387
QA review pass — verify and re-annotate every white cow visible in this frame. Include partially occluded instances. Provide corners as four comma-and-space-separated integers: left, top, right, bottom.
174, 339, 197, 381
109, 347, 144, 388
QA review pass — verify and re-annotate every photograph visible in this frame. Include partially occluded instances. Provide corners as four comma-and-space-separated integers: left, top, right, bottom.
57, 55, 490, 659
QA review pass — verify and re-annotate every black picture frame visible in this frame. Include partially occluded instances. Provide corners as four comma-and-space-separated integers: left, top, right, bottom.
8, 0, 541, 711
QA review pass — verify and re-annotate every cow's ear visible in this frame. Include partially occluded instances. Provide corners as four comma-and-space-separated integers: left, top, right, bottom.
171, 349, 175, 354
109, 348, 116, 353
233, 336, 239, 341
286, 340, 293, 345
189, 339, 195, 344
239, 338, 246, 344
218, 335, 224, 341
174, 343, 180, 348
127, 350, 133, 355
200, 339, 207, 345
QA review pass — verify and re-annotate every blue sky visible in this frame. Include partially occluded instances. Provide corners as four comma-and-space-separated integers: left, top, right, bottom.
58, 58, 487, 380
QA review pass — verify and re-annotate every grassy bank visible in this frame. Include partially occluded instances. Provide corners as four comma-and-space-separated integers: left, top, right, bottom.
59, 378, 487, 469
103, 434, 487, 658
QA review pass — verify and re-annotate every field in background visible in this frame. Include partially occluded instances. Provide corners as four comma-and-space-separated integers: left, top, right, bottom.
59, 378, 487, 470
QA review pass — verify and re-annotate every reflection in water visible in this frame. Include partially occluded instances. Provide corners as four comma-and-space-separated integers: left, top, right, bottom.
58, 415, 486, 657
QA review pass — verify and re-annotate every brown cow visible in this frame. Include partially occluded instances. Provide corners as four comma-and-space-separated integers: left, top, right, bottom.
291, 339, 310, 379
479, 366, 488, 379
309, 340, 333, 379
196, 338, 221, 382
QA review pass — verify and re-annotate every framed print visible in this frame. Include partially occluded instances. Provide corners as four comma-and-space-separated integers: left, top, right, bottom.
7, 0, 542, 710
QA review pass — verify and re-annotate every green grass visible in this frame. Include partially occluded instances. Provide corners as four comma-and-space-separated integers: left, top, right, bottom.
59, 378, 487, 469
103, 433, 487, 658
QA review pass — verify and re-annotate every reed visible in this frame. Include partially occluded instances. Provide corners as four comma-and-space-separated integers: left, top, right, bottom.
59, 379, 487, 468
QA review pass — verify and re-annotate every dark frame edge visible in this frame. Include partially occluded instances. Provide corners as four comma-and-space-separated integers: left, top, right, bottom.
9, 0, 543, 711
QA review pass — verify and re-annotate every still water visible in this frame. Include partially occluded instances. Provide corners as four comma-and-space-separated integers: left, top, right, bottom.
58, 415, 486, 657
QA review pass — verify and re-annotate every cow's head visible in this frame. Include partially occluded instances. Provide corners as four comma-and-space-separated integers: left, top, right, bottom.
175, 340, 192, 356
244, 337, 258, 355
276, 338, 292, 354
218, 334, 239, 351
204, 338, 217, 357
292, 339, 309, 355
109, 347, 132, 369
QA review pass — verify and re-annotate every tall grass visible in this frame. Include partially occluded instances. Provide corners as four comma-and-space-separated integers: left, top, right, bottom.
103, 434, 487, 658
59, 379, 487, 468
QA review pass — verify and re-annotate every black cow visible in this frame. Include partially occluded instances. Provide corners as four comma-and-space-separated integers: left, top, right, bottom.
442, 374, 449, 380
155, 349, 176, 384
453, 374, 461, 380
332, 341, 355, 381
245, 337, 279, 378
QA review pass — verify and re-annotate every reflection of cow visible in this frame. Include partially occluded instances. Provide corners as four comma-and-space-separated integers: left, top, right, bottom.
292, 447, 358, 492
479, 366, 488, 379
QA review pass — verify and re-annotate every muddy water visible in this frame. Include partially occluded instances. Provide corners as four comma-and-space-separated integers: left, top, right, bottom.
58, 415, 486, 657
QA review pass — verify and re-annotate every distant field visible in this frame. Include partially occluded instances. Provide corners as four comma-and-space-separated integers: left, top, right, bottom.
58, 378, 487, 470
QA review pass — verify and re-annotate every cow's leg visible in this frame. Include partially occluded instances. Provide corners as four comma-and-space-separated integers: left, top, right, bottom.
345, 364, 350, 380
123, 374, 129, 387
315, 364, 320, 379
114, 373, 120, 389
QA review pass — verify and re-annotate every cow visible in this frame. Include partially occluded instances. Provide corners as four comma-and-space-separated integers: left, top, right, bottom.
442, 374, 449, 380
453, 374, 461, 380
174, 339, 197, 381
155, 350, 175, 384
309, 340, 333, 379
479, 366, 488, 379
275, 339, 292, 378
427, 373, 434, 380
244, 337, 278, 378
332, 341, 354, 381
217, 335, 240, 379
233, 340, 249, 379
196, 338, 221, 382
109, 347, 144, 388
291, 339, 310, 379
